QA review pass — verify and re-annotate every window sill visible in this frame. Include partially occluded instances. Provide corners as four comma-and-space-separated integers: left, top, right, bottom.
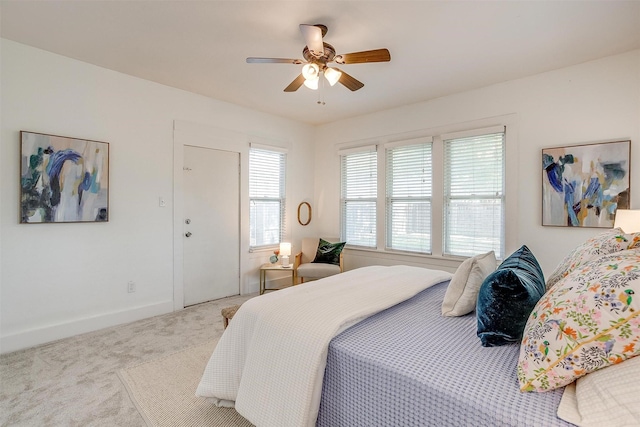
344, 245, 465, 261
343, 246, 466, 271
249, 246, 279, 254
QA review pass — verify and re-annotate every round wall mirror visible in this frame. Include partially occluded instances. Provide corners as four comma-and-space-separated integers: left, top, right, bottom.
297, 202, 312, 226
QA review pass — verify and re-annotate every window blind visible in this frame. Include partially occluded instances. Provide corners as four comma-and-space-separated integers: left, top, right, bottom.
340, 148, 377, 248
249, 147, 286, 249
386, 142, 432, 253
443, 131, 505, 258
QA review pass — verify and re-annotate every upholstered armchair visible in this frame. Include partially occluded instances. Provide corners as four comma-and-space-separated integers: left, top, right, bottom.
293, 237, 345, 284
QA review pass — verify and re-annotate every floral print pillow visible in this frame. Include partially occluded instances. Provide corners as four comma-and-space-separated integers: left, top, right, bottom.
546, 228, 640, 290
517, 249, 640, 392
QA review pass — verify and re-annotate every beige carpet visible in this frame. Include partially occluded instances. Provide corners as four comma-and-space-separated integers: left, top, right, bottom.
118, 340, 253, 427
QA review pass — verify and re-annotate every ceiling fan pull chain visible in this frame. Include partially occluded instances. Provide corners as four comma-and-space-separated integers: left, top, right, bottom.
317, 74, 326, 105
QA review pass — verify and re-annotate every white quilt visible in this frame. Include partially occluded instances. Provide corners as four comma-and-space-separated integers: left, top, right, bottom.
196, 265, 451, 427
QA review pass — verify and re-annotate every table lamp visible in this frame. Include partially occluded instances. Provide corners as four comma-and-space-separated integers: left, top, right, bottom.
279, 242, 292, 267
613, 209, 640, 233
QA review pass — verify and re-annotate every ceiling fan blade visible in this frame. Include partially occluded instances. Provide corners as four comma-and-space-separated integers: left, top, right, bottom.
334, 68, 365, 91
247, 57, 304, 64
334, 49, 391, 64
284, 74, 306, 92
299, 24, 324, 58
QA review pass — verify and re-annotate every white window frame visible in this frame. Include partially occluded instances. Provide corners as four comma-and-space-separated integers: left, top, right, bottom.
384, 137, 434, 254
249, 143, 287, 250
336, 116, 516, 262
442, 126, 506, 259
339, 145, 378, 249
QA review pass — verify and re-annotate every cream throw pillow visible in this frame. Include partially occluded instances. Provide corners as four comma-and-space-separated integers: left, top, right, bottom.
558, 356, 640, 427
441, 251, 496, 317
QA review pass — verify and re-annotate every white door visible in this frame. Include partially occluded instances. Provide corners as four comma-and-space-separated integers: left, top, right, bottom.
183, 145, 240, 306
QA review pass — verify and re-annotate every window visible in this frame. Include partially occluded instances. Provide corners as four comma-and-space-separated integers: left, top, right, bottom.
385, 140, 433, 253
339, 125, 507, 259
340, 147, 377, 248
249, 146, 286, 249
443, 129, 505, 258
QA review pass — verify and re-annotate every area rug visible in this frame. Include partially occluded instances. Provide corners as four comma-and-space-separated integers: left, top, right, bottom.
118, 341, 253, 427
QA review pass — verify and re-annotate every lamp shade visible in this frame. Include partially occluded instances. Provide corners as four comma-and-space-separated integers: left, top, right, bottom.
302, 63, 320, 80
324, 67, 342, 86
614, 209, 640, 233
303, 77, 318, 90
279, 242, 292, 257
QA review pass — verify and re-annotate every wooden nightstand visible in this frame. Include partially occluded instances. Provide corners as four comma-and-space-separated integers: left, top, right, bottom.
259, 263, 295, 295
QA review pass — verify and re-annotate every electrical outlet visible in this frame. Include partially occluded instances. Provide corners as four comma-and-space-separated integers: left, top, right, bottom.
127, 281, 136, 293
159, 197, 166, 207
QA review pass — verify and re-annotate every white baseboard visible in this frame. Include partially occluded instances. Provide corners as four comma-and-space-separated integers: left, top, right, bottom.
0, 301, 174, 355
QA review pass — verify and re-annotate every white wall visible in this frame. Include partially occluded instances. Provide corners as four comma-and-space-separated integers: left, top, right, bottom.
313, 50, 640, 276
0, 40, 316, 353
2, 39, 638, 354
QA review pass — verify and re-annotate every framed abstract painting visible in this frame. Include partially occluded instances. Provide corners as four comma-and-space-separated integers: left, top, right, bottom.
20, 131, 109, 223
542, 140, 630, 227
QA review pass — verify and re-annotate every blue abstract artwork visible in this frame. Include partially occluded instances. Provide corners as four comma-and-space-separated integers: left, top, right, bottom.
542, 140, 630, 227
20, 131, 109, 223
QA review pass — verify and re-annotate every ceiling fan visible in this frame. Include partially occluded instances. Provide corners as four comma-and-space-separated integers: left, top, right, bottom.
246, 24, 391, 92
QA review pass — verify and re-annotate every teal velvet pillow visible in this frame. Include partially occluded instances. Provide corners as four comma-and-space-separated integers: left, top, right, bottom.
312, 239, 346, 266
476, 245, 545, 347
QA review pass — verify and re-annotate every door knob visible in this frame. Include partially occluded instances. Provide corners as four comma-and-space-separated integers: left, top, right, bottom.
185, 232, 192, 237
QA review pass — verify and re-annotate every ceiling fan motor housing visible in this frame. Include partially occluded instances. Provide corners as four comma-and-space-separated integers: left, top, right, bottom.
303, 43, 336, 69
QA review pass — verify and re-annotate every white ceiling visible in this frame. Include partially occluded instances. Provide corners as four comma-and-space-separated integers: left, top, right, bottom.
2, 1, 640, 125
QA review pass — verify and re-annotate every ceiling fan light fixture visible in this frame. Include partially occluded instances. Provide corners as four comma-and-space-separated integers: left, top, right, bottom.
248, 24, 389, 94
302, 63, 320, 81
324, 67, 342, 86
303, 77, 319, 90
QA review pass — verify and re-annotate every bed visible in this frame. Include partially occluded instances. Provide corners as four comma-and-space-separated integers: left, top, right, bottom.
197, 231, 640, 427
317, 281, 569, 427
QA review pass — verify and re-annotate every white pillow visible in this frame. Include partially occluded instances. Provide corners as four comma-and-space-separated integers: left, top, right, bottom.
441, 251, 496, 317
558, 356, 640, 427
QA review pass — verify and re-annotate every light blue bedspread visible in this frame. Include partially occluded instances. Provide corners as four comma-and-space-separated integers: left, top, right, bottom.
317, 281, 572, 427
